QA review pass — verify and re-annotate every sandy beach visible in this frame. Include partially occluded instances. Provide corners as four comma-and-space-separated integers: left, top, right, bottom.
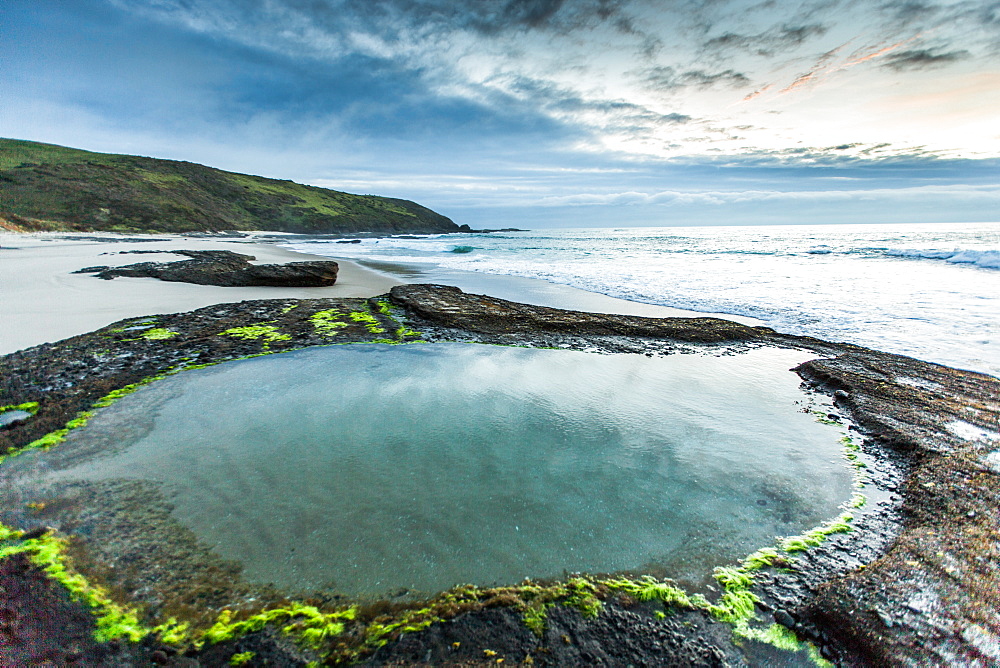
0, 232, 762, 356
0, 233, 402, 355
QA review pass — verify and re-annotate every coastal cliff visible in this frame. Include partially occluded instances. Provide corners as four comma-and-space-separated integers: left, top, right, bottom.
0, 138, 458, 235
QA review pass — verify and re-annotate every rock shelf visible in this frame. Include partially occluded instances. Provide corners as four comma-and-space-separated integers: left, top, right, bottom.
0, 284, 996, 666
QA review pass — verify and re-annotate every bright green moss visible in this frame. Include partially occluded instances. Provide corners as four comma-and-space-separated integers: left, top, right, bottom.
348, 311, 386, 334
0, 401, 40, 415
713, 566, 754, 589
733, 622, 832, 667
218, 324, 291, 348
203, 604, 357, 652
742, 547, 781, 570
364, 607, 439, 649
0, 524, 148, 642
708, 587, 759, 625
308, 309, 349, 337
523, 603, 553, 637
780, 513, 854, 553
564, 577, 602, 618
229, 651, 255, 665
138, 328, 178, 341
1, 373, 175, 464
395, 325, 423, 340
603, 576, 701, 610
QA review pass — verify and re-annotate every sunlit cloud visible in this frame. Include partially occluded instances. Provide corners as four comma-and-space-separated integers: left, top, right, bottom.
3, 0, 997, 226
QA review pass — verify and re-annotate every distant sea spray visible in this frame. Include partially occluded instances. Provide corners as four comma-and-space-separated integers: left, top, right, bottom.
288, 222, 1000, 377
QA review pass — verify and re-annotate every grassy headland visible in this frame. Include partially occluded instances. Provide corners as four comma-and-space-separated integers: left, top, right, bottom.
0, 138, 458, 235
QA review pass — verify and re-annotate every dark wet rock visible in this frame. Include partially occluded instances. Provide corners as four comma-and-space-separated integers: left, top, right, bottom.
337, 239, 363, 243
0, 553, 152, 666
365, 604, 738, 667
20, 526, 52, 540
73, 249, 338, 287
388, 283, 770, 344
773, 609, 795, 627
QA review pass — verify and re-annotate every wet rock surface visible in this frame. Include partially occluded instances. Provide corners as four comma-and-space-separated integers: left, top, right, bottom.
365, 604, 739, 667
73, 249, 339, 287
0, 283, 997, 666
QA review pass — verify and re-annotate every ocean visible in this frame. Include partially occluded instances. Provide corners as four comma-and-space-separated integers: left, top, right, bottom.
285, 222, 1000, 378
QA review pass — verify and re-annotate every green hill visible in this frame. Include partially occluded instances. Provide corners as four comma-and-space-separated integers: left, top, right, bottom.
0, 138, 458, 235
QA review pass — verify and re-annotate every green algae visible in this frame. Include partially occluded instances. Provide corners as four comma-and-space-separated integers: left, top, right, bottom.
364, 606, 440, 648
365, 299, 425, 342
0, 524, 354, 653
0, 337, 860, 664
138, 328, 178, 341
522, 603, 552, 636
218, 324, 291, 348
0, 371, 176, 465
348, 310, 386, 334
741, 547, 783, 570
308, 309, 349, 337
229, 651, 255, 665
780, 513, 854, 553
108, 318, 159, 334
203, 604, 357, 652
0, 401, 40, 415
395, 325, 423, 340
811, 410, 841, 425
518, 577, 603, 637
604, 575, 704, 610
0, 524, 151, 642
376, 299, 395, 316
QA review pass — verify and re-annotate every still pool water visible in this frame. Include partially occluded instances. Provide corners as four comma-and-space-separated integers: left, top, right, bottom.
9, 344, 852, 598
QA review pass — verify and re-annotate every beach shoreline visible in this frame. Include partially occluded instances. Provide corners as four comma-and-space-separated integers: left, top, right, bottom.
0, 232, 403, 355
0, 231, 758, 355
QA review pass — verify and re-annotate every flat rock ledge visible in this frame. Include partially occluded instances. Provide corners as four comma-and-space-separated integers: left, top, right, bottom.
0, 284, 997, 667
73, 249, 339, 287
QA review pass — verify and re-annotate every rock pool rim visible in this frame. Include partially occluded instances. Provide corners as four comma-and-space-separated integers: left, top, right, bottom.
0, 342, 858, 666
0, 284, 995, 666
17, 342, 857, 603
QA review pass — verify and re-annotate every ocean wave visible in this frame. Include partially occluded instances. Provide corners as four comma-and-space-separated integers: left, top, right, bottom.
884, 249, 1000, 270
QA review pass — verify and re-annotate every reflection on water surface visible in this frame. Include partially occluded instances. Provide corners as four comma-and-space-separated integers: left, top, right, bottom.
3, 344, 852, 598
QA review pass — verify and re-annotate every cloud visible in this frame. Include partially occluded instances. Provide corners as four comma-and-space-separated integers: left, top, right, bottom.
535, 183, 1000, 208
643, 66, 751, 91
9, 0, 1000, 209
881, 48, 971, 70
702, 23, 829, 56
493, 73, 693, 135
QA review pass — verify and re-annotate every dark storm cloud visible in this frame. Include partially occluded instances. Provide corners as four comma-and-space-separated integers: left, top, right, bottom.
643, 66, 751, 91
880, 48, 971, 70
702, 23, 829, 56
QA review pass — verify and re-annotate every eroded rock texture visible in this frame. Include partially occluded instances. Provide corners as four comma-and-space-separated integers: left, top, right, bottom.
74, 249, 338, 287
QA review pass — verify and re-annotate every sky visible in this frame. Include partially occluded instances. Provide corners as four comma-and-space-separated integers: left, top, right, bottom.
2, 0, 999, 227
